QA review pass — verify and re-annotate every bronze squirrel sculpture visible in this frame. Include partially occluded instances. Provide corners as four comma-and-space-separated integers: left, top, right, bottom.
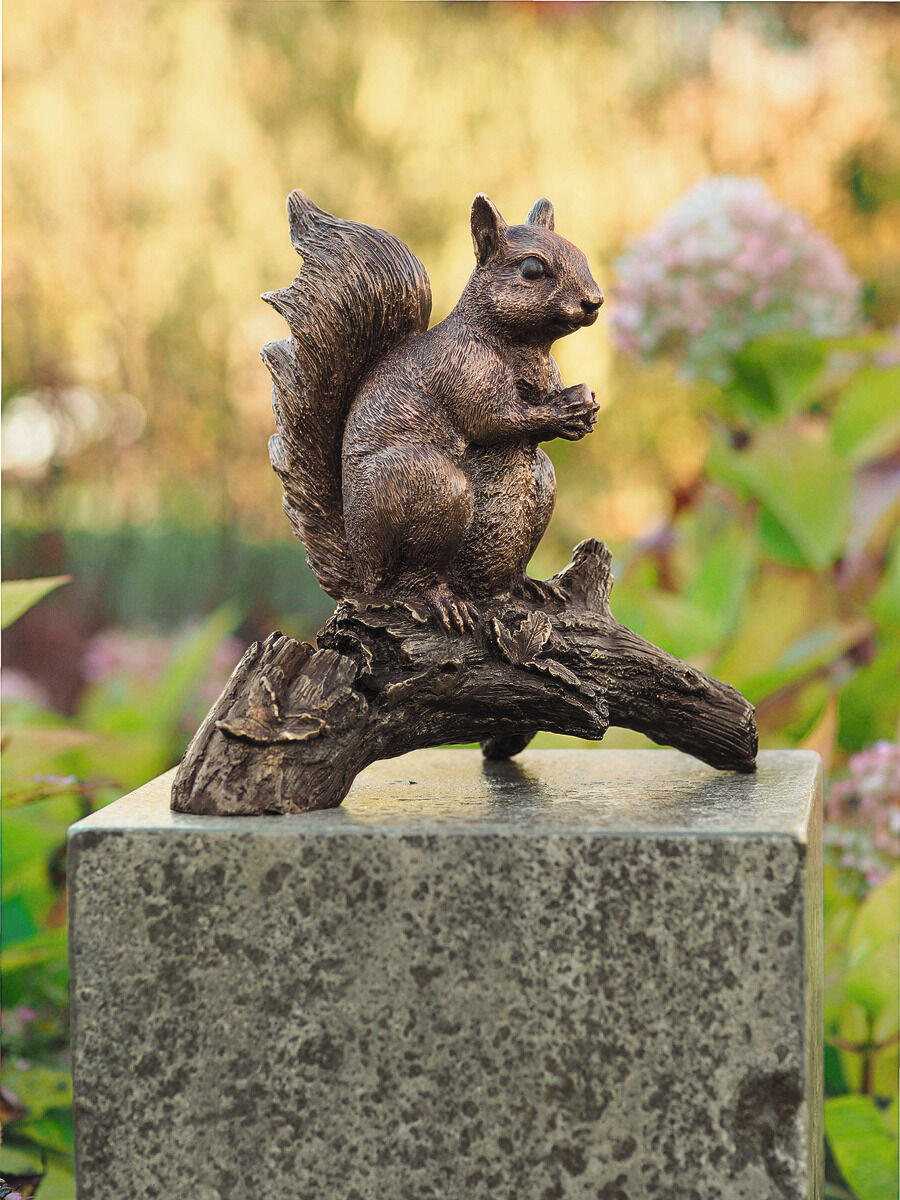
172, 191, 757, 816
263, 191, 602, 629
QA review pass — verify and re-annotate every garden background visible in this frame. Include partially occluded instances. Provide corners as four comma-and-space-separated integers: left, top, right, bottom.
2, 3, 898, 1197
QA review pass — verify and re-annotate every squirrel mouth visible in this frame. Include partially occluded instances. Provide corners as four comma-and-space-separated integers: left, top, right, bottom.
557, 311, 596, 332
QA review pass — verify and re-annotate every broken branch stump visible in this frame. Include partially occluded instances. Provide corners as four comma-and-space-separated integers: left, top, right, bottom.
171, 539, 757, 815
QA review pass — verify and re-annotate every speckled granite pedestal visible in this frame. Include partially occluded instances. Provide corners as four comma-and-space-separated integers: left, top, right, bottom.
69, 748, 823, 1200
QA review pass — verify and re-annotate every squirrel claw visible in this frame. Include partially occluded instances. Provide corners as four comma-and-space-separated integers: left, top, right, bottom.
427, 584, 479, 635
547, 383, 599, 442
517, 575, 569, 605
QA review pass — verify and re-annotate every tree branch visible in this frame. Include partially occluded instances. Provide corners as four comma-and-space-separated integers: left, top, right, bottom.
171, 539, 757, 815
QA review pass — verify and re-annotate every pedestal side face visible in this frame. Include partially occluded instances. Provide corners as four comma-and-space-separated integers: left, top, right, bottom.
69, 749, 823, 1200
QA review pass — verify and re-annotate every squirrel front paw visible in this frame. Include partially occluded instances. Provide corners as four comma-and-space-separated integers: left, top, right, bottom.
546, 383, 599, 441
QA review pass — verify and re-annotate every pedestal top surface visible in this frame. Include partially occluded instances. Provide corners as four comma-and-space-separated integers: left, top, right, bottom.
70, 748, 820, 841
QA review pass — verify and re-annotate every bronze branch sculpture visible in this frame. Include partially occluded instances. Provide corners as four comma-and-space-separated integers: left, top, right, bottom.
172, 192, 757, 815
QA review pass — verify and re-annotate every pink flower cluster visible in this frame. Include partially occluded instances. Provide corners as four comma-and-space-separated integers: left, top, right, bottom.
612, 176, 862, 382
825, 740, 900, 888
82, 625, 245, 733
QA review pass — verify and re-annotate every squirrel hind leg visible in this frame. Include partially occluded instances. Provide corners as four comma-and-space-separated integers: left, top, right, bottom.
343, 445, 475, 609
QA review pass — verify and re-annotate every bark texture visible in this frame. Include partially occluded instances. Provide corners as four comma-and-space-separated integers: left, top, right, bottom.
172, 539, 757, 815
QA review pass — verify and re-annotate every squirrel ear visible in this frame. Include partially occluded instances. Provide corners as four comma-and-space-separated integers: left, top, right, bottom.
526, 198, 555, 231
471, 194, 507, 265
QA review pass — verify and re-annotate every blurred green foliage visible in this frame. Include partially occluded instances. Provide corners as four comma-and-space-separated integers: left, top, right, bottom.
2, 524, 331, 633
573, 329, 900, 766
1, 591, 244, 1196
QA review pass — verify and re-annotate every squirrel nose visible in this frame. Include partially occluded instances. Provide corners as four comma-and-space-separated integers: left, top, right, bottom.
582, 292, 603, 315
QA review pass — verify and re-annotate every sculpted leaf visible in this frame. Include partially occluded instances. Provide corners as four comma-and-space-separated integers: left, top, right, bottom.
492, 611, 552, 666
529, 657, 583, 690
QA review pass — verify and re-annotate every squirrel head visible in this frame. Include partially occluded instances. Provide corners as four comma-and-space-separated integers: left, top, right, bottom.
464, 194, 603, 345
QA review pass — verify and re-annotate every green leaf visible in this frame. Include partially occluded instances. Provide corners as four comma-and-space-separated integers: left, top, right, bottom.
825, 861, 862, 1030
870, 535, 900, 631
1, 795, 84, 878
0, 1066, 72, 1121
722, 331, 827, 424
14, 1111, 74, 1157
825, 1095, 899, 1200
712, 567, 831, 689
824, 1042, 849, 1099
832, 366, 900, 466
24, 1155, 76, 1200
849, 868, 900, 970
688, 522, 757, 623
739, 620, 868, 703
844, 942, 899, 1021
834, 871, 900, 1096
837, 1002, 870, 1093
0, 576, 71, 629
838, 630, 900, 752
1, 857, 59, 936
757, 506, 809, 568
0, 1144, 45, 1174
628, 592, 721, 661
709, 432, 853, 569
0, 927, 68, 973
613, 521, 757, 661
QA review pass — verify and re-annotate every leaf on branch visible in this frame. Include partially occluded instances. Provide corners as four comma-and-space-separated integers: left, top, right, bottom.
490, 611, 593, 696
529, 657, 584, 690
491, 611, 552, 665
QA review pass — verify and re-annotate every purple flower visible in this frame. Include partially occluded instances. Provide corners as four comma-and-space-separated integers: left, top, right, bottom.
0, 667, 50, 706
825, 740, 900, 886
81, 625, 246, 735
612, 176, 862, 382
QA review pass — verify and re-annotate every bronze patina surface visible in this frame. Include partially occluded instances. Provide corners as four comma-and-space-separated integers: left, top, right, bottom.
173, 194, 757, 814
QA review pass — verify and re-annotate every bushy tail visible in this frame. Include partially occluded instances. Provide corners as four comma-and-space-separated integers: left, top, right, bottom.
261, 190, 432, 598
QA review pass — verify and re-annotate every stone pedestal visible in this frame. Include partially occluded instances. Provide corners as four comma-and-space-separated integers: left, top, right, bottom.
69, 749, 823, 1200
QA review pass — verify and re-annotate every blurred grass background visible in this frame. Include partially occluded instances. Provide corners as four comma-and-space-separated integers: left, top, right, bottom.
2, 3, 899, 1197
3, 2, 897, 585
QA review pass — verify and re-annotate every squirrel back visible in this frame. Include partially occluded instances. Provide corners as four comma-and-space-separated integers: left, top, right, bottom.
261, 190, 432, 598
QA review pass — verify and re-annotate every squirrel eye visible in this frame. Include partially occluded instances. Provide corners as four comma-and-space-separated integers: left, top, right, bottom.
520, 256, 546, 280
